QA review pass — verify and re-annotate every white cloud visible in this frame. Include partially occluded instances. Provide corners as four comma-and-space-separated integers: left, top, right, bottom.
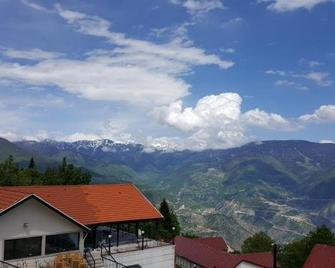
0, 5, 233, 106
170, 0, 224, 16
151, 92, 305, 150
221, 17, 244, 28
308, 60, 323, 68
152, 93, 246, 149
299, 105, 335, 123
320, 139, 335, 144
21, 0, 51, 12
221, 48, 236, 54
151, 93, 335, 150
260, 0, 332, 12
266, 69, 332, 87
2, 48, 63, 61
153, 93, 242, 131
59, 120, 135, 144
242, 108, 298, 130
265, 69, 288, 76
275, 80, 309, 90
302, 71, 333, 86
54, 5, 233, 70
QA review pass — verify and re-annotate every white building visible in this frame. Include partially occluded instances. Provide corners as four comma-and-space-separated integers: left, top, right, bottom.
0, 184, 175, 268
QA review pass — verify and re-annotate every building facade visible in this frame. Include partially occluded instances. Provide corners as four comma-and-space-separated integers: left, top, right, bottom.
0, 184, 175, 268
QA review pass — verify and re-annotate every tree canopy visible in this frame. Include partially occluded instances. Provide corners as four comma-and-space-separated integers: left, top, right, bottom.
279, 225, 335, 268
140, 198, 181, 242
0, 155, 91, 186
241, 232, 274, 253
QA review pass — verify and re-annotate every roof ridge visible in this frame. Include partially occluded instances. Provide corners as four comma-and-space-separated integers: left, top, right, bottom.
0, 183, 134, 189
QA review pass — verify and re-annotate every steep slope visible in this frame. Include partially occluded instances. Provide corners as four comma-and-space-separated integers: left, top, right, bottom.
13, 139, 335, 248
0, 137, 31, 161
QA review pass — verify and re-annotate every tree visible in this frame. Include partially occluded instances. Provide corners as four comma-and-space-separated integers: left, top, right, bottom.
157, 199, 181, 241
28, 157, 35, 169
241, 232, 274, 253
0, 155, 19, 185
279, 225, 335, 268
0, 155, 91, 186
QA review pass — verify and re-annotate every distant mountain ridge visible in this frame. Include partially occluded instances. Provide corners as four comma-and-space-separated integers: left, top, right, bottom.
2, 137, 335, 248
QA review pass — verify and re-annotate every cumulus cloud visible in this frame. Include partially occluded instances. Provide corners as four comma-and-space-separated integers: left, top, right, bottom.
0, 5, 233, 106
153, 93, 242, 131
151, 92, 304, 150
170, 0, 224, 16
1, 48, 63, 61
299, 105, 335, 123
242, 108, 298, 130
151, 93, 335, 150
259, 0, 332, 12
152, 93, 245, 149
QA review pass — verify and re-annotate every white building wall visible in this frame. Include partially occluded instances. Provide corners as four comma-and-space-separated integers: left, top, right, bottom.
0, 198, 85, 261
104, 245, 175, 268
236, 261, 263, 268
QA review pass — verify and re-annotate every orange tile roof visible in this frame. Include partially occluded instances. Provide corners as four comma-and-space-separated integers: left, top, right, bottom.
0, 184, 162, 225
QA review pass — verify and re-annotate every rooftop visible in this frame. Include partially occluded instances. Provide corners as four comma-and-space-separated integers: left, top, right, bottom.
195, 237, 228, 252
0, 184, 162, 226
304, 244, 335, 268
175, 236, 273, 268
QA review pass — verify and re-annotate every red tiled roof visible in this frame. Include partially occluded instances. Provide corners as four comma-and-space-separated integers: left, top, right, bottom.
304, 244, 335, 268
175, 236, 273, 268
0, 184, 162, 225
196, 237, 228, 251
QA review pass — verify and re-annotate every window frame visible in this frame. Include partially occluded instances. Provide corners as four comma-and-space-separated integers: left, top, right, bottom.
45, 232, 80, 255
3, 236, 43, 261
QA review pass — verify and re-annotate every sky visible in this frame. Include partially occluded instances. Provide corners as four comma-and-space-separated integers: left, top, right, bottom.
0, 0, 335, 150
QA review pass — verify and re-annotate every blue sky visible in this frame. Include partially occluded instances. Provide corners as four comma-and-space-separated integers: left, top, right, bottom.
0, 0, 334, 150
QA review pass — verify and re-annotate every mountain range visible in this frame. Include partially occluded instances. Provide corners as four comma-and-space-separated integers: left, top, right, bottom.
1, 137, 335, 248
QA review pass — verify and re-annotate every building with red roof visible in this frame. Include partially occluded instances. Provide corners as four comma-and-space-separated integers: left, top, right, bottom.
0, 184, 175, 268
195, 237, 229, 252
175, 236, 273, 268
303, 244, 335, 268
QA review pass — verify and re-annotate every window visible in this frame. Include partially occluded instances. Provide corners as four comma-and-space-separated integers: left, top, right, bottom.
45, 232, 79, 254
4, 237, 42, 260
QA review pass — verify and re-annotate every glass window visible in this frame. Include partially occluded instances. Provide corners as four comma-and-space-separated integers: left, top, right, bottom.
45, 232, 79, 254
4, 237, 42, 260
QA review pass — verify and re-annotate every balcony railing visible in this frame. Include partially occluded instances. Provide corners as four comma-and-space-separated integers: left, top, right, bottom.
99, 238, 170, 255
0, 260, 19, 268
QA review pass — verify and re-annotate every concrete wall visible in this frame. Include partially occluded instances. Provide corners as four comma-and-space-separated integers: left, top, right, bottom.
0, 198, 85, 261
104, 245, 175, 268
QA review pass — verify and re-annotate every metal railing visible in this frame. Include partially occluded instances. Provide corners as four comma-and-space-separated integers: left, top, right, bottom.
84, 248, 96, 268
0, 260, 19, 268
100, 245, 128, 268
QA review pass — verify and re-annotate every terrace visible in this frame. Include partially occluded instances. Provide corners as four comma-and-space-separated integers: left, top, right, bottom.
0, 184, 175, 268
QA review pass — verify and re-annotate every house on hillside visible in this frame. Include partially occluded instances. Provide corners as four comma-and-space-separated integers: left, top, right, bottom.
0, 184, 175, 268
303, 244, 335, 268
175, 236, 274, 268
